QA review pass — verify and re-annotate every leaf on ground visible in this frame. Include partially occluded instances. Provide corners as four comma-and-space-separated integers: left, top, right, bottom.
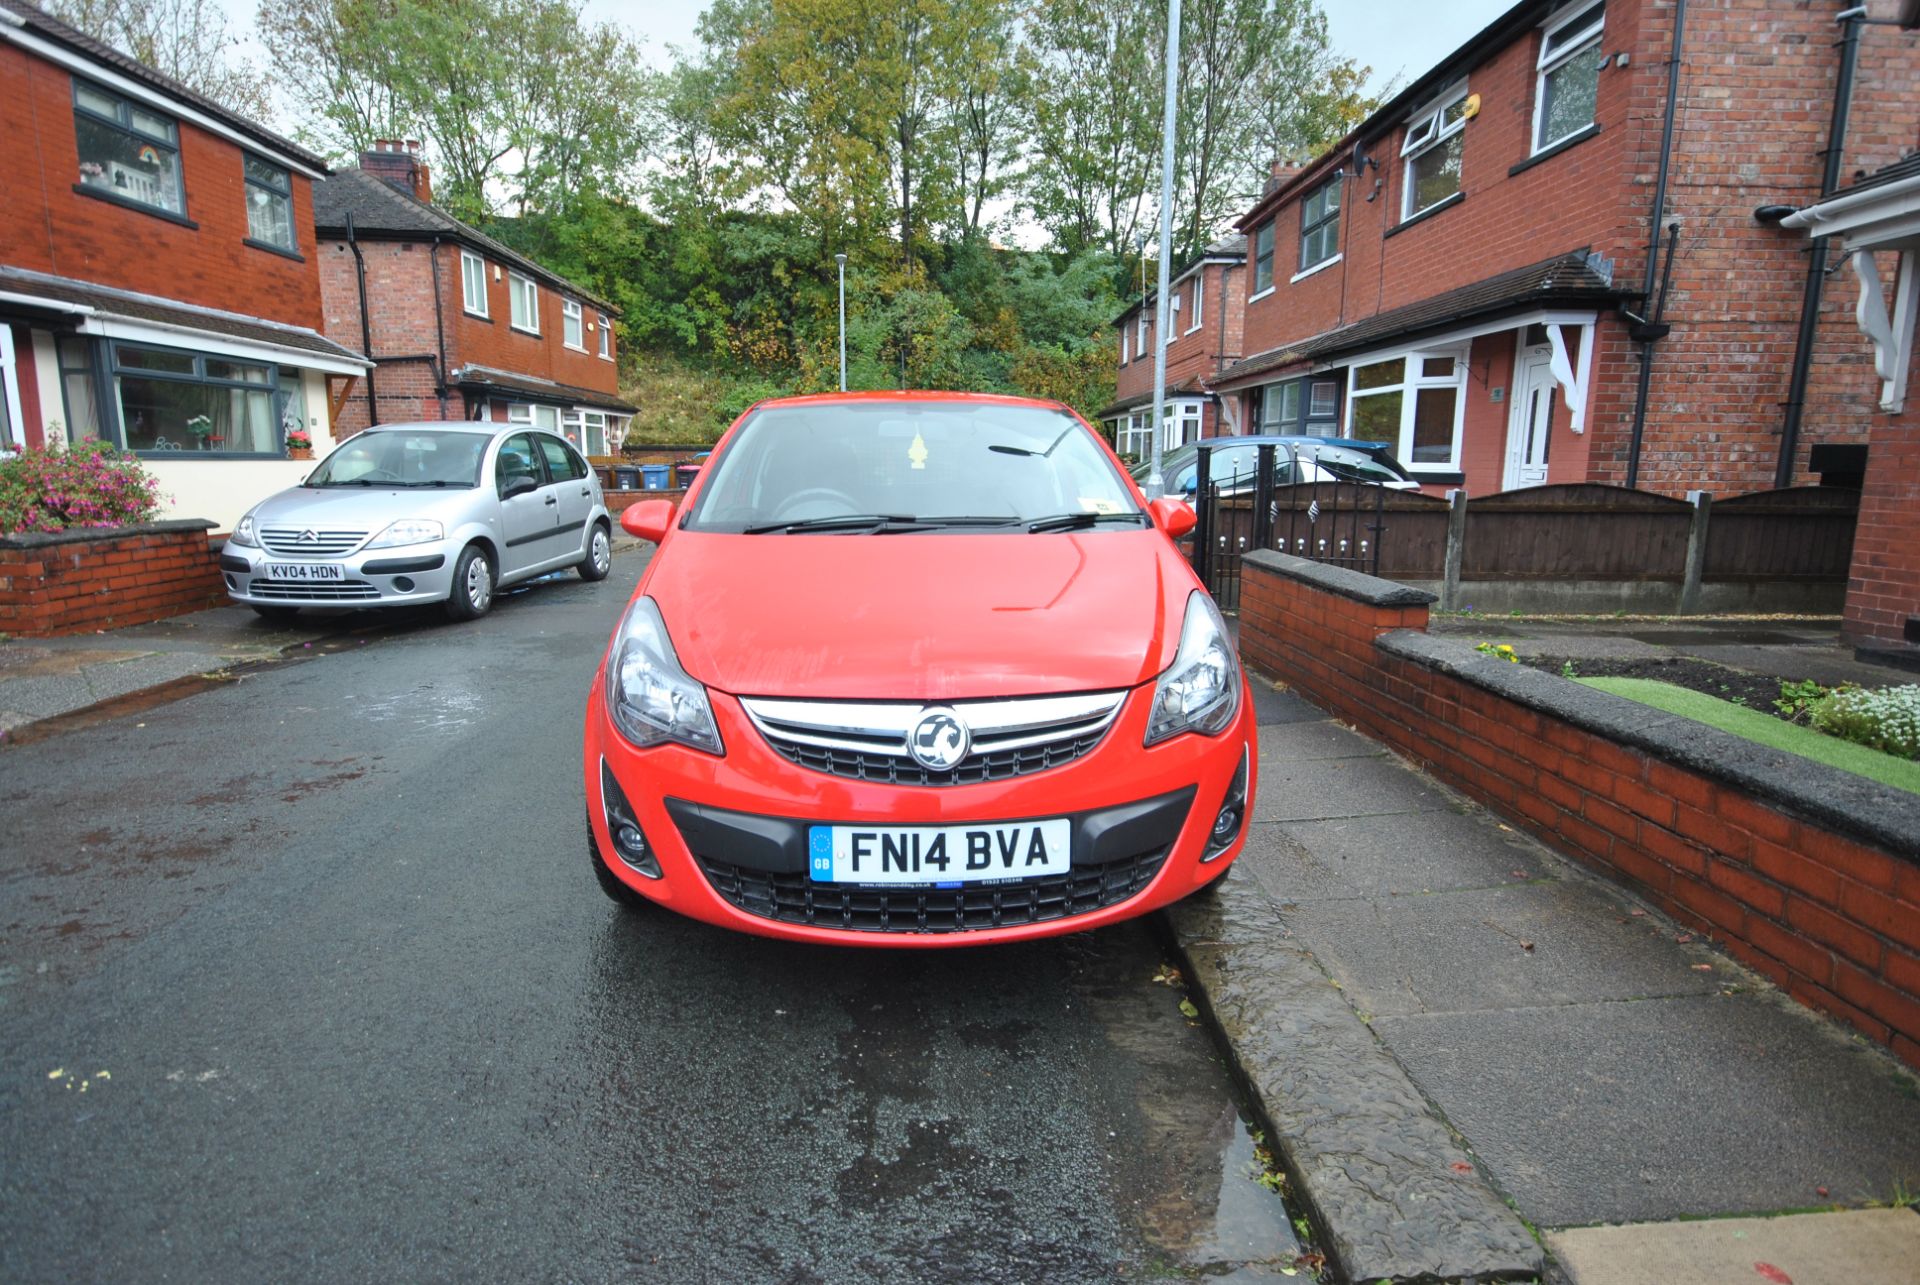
1676, 934, 1694, 944
1177, 999, 1199, 1019
1150, 965, 1182, 986
1520, 940, 1535, 952
1450, 1161, 1474, 1173
1692, 963, 1714, 972
1754, 1263, 1794, 1284
1629, 908, 1647, 917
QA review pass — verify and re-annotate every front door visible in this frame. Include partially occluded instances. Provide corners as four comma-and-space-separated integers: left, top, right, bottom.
1504, 345, 1555, 490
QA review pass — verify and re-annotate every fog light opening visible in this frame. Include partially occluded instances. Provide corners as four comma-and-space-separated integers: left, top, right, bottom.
224, 574, 237, 590
599, 757, 661, 878
1204, 749, 1251, 861
392, 575, 415, 592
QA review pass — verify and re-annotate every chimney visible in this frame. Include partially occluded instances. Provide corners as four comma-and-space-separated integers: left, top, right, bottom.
1263, 157, 1301, 197
361, 139, 433, 204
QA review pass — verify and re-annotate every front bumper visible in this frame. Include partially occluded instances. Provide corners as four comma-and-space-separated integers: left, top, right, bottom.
221, 543, 456, 608
583, 674, 1259, 947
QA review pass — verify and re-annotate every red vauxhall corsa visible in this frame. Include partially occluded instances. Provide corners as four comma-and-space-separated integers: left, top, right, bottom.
582, 392, 1257, 946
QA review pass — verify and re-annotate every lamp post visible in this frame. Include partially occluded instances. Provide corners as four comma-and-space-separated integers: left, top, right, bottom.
1144, 0, 1181, 500
835, 253, 848, 392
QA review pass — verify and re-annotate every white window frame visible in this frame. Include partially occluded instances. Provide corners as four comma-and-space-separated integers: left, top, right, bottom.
1534, 1, 1605, 154
1186, 273, 1204, 334
1120, 327, 1129, 364
0, 325, 24, 451
1401, 82, 1470, 222
1345, 346, 1469, 473
597, 312, 614, 360
461, 250, 488, 318
508, 273, 540, 334
1135, 311, 1147, 361
562, 298, 584, 350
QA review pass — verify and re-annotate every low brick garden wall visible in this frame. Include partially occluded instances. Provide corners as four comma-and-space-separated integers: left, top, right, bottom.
0, 520, 225, 637
1240, 549, 1920, 1068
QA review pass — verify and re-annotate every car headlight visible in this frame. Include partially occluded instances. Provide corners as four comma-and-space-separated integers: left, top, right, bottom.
366, 519, 444, 548
606, 596, 723, 755
1144, 590, 1240, 746
230, 512, 260, 548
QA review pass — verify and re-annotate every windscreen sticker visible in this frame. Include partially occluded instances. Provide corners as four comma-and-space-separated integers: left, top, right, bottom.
1079, 497, 1125, 513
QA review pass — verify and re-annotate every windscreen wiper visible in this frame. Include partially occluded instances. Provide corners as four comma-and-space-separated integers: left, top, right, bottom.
1026, 511, 1149, 533
741, 513, 926, 534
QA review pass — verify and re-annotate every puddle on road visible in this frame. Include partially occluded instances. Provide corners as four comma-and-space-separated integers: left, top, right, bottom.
357, 680, 486, 731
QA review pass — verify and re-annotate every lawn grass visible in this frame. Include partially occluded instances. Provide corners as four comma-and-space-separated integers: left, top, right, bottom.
1578, 677, 1920, 796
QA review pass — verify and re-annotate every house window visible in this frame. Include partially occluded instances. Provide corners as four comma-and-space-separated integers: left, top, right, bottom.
597, 312, 613, 360
1346, 349, 1466, 469
58, 337, 103, 441
1117, 413, 1152, 462
563, 299, 584, 350
580, 410, 609, 455
1536, 1, 1604, 152
461, 251, 488, 317
1308, 379, 1339, 421
1121, 328, 1129, 365
1299, 178, 1341, 270
561, 408, 584, 449
243, 156, 294, 251
1401, 84, 1469, 220
508, 273, 540, 333
1259, 381, 1300, 431
506, 402, 560, 433
72, 80, 183, 215
1187, 274, 1204, 334
1252, 222, 1275, 294
110, 342, 280, 454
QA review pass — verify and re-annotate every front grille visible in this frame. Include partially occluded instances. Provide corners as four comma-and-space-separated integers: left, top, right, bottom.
249, 579, 383, 601
695, 846, 1169, 934
260, 528, 368, 556
739, 691, 1125, 787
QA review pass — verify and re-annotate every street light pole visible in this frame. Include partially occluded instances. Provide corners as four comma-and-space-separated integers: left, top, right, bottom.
835, 253, 848, 392
1145, 0, 1181, 500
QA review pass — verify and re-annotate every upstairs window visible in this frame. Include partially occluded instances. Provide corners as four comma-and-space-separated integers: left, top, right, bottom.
563, 298, 584, 349
1120, 326, 1129, 364
1252, 222, 1275, 295
597, 312, 613, 359
1401, 84, 1469, 221
1187, 272, 1204, 334
1299, 178, 1341, 271
1536, 1, 1604, 152
1135, 310, 1148, 360
243, 156, 294, 251
73, 80, 183, 216
509, 273, 539, 333
461, 251, 488, 317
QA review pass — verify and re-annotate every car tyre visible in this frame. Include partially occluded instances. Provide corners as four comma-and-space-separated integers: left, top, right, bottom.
578, 520, 612, 582
445, 543, 495, 622
589, 824, 650, 911
249, 604, 300, 623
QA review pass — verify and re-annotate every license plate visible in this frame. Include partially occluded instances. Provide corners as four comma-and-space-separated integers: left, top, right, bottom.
260, 562, 345, 582
808, 819, 1071, 886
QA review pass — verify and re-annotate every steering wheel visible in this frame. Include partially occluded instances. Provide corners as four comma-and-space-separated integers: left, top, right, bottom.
770, 488, 861, 520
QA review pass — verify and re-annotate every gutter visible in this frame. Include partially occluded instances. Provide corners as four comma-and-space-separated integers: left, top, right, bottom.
345, 212, 378, 425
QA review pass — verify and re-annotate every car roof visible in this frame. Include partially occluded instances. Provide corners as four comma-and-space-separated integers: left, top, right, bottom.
363, 421, 503, 436
1174, 435, 1394, 451
746, 390, 1076, 414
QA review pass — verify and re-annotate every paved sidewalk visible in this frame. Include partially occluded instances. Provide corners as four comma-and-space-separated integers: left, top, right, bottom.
1172, 675, 1920, 1281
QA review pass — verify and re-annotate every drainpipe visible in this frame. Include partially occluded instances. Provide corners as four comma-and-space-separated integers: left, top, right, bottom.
1624, 0, 1687, 490
345, 212, 377, 427
1775, 6, 1864, 489
428, 235, 451, 418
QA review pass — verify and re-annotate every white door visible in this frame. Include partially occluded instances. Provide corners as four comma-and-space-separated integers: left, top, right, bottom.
1504, 345, 1556, 490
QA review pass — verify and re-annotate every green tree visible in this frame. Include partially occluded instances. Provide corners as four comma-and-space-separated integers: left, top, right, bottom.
47, 0, 272, 119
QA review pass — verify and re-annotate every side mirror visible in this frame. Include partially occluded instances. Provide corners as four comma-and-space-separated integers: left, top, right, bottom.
501, 474, 539, 501
1149, 495, 1196, 540
620, 499, 676, 544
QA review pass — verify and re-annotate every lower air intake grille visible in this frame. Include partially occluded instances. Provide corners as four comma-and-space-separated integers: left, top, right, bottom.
772, 731, 1109, 787
249, 579, 383, 601
695, 846, 1169, 934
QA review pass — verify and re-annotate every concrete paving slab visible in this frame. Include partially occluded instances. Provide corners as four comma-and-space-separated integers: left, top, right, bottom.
1256, 718, 1383, 762
1283, 881, 1728, 1017
1373, 993, 1920, 1226
1547, 1207, 1920, 1285
1252, 752, 1452, 822
1264, 809, 1556, 901
1247, 678, 1324, 726
0, 650, 228, 718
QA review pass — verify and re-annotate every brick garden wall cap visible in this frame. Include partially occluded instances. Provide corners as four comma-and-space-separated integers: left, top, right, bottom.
1378, 631, 1920, 861
1243, 549, 1439, 609
0, 519, 217, 550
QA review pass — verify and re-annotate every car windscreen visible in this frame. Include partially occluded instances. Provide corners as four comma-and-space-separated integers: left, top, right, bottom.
305, 431, 488, 488
684, 403, 1146, 532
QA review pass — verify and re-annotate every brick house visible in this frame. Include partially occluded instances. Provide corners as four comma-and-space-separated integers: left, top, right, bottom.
312, 144, 635, 457
0, 0, 371, 529
1099, 236, 1246, 462
1200, 0, 1919, 497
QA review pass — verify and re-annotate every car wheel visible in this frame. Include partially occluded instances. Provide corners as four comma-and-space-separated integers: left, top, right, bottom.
444, 544, 495, 621
589, 824, 649, 911
578, 521, 612, 582
249, 604, 300, 623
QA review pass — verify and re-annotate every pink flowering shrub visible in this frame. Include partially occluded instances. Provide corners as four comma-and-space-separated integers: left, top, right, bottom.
0, 441, 164, 535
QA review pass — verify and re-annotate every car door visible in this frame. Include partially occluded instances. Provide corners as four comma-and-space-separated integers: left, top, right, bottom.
535, 434, 595, 558
494, 432, 557, 579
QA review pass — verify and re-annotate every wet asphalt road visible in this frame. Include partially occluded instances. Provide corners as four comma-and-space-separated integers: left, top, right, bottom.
0, 554, 1297, 1282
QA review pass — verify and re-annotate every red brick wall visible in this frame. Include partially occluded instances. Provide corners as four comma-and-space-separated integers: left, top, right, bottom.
317, 239, 446, 434
1115, 260, 1246, 407
0, 45, 323, 330
1843, 337, 1920, 645
451, 260, 620, 396
1240, 555, 1920, 1068
0, 526, 225, 636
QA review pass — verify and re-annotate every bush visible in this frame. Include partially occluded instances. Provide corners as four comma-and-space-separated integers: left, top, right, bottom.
1809, 685, 1920, 761
0, 442, 164, 535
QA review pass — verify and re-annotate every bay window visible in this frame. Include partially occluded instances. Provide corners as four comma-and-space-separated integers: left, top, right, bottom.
112, 343, 279, 454
73, 80, 183, 216
243, 155, 295, 251
507, 402, 560, 434
1535, 1, 1604, 152
1346, 349, 1466, 471
1401, 84, 1469, 221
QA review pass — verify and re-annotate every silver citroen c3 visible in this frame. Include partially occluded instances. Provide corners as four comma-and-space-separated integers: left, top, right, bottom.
222, 421, 614, 622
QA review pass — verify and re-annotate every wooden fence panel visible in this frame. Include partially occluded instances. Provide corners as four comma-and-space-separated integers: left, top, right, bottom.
1461, 483, 1693, 580
1703, 487, 1860, 582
